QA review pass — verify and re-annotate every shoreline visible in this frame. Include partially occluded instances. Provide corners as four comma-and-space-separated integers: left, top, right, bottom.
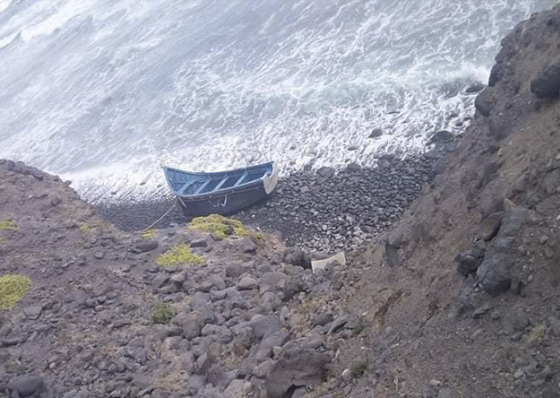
95, 152, 446, 251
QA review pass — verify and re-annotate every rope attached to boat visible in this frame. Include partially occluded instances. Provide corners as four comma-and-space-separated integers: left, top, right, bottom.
141, 201, 177, 232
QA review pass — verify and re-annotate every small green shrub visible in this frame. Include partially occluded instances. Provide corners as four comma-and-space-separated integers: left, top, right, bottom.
0, 221, 17, 230
156, 243, 203, 267
189, 214, 250, 239
79, 223, 95, 234
529, 324, 546, 345
152, 303, 173, 324
351, 360, 367, 378
0, 274, 31, 310
353, 318, 366, 336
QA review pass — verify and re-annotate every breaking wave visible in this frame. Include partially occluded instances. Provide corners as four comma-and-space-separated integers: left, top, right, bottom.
0, 0, 556, 202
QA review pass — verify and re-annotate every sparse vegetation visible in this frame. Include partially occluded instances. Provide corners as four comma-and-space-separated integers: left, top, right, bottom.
79, 223, 95, 234
0, 274, 31, 310
0, 220, 17, 230
353, 318, 366, 336
152, 303, 173, 324
189, 214, 250, 240
156, 243, 204, 267
351, 360, 367, 378
528, 323, 546, 345
141, 229, 157, 239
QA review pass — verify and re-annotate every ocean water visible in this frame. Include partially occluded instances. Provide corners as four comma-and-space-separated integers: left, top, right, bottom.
0, 0, 556, 202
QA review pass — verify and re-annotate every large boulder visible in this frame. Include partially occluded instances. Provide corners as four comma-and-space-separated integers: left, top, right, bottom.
316, 167, 335, 178
7, 375, 44, 397
476, 208, 528, 296
369, 128, 383, 138
481, 212, 504, 241
259, 272, 287, 294
222, 380, 246, 398
455, 252, 483, 277
488, 63, 503, 87
176, 313, 205, 340
265, 344, 331, 398
238, 276, 258, 290
225, 263, 251, 278
249, 315, 281, 340
239, 237, 257, 254
428, 130, 454, 145
474, 90, 492, 117
475, 249, 512, 295
284, 248, 311, 269
201, 324, 233, 344
531, 55, 560, 98
255, 330, 289, 361
131, 239, 159, 253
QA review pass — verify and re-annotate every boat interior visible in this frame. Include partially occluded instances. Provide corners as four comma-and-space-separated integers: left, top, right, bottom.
165, 163, 274, 196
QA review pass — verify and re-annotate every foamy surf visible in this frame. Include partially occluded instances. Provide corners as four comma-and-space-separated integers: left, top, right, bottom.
0, 0, 556, 203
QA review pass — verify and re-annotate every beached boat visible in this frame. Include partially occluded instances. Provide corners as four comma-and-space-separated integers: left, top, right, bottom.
163, 162, 279, 216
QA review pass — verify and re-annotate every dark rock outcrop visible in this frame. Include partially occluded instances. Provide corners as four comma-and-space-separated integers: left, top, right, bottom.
531, 55, 560, 98
131, 239, 159, 253
475, 90, 492, 117
476, 207, 528, 295
7, 375, 44, 397
265, 344, 330, 398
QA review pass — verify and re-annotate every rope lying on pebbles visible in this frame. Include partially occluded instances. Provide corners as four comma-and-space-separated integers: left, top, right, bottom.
96, 198, 185, 232
141, 201, 177, 232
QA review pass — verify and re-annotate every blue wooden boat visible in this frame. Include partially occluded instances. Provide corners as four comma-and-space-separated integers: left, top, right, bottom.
163, 162, 279, 216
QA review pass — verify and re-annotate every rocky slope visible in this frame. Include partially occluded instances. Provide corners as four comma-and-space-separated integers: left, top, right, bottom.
323, 5, 560, 398
3, 4, 560, 398
0, 159, 361, 398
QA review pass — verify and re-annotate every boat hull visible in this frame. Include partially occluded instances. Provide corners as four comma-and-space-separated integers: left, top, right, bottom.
163, 161, 278, 217
176, 182, 270, 216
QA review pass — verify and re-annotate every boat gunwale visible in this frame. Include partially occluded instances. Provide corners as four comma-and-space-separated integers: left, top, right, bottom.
175, 178, 264, 201
164, 161, 274, 178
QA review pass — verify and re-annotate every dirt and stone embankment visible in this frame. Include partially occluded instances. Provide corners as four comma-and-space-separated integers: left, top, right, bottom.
323, 5, 560, 398
0, 159, 363, 398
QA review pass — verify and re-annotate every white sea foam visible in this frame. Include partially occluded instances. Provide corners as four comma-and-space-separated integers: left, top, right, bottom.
0, 0, 557, 203
0, 0, 10, 14
0, 31, 18, 50
19, 0, 98, 41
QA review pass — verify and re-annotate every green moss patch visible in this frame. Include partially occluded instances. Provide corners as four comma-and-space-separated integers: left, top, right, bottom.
353, 318, 366, 336
79, 223, 95, 234
0, 274, 31, 310
189, 214, 250, 239
156, 243, 203, 267
528, 324, 546, 345
351, 360, 367, 378
141, 229, 157, 240
152, 303, 173, 324
0, 221, 17, 231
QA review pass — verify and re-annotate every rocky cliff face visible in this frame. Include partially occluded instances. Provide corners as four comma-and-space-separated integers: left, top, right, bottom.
329, 4, 560, 398
3, 4, 560, 398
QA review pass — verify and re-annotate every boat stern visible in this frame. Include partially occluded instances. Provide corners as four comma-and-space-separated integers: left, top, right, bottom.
263, 163, 279, 195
